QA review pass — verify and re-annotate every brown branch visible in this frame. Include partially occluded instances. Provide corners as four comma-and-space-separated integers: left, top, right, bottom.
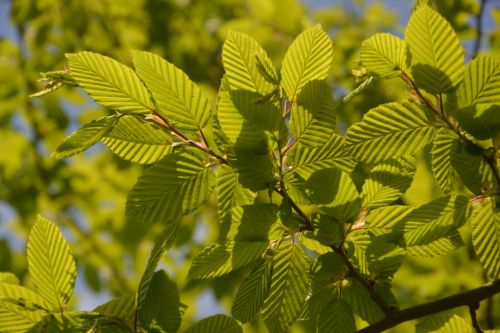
333, 246, 395, 316
356, 279, 500, 333
469, 302, 483, 333
473, 0, 487, 59
273, 187, 314, 231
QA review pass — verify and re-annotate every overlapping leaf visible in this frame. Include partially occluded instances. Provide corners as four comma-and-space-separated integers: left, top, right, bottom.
470, 197, 500, 279
406, 233, 464, 257
405, 4, 464, 93
0, 283, 49, 310
126, 148, 215, 224
289, 80, 336, 147
317, 300, 356, 333
360, 33, 406, 79
216, 165, 257, 219
345, 101, 435, 163
431, 129, 459, 193
457, 55, 500, 107
26, 216, 76, 308
94, 295, 135, 319
133, 51, 211, 131
361, 157, 415, 208
222, 31, 276, 94
53, 116, 117, 159
281, 24, 333, 100
67, 52, 153, 114
365, 205, 415, 236
183, 315, 242, 333
343, 280, 383, 324
232, 260, 272, 323
188, 241, 268, 279
0, 301, 45, 333
261, 240, 310, 333
101, 115, 172, 164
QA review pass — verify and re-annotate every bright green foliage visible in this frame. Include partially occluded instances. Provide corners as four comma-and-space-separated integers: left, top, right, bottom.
27, 216, 77, 309
405, 4, 464, 93
3, 2, 498, 333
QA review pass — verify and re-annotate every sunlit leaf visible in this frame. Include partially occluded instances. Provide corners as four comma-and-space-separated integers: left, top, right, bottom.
133, 50, 211, 131
317, 299, 356, 333
360, 33, 406, 79
216, 165, 257, 219
405, 4, 464, 93
457, 55, 500, 107
345, 101, 435, 163
67, 52, 153, 114
27, 216, 77, 308
183, 314, 241, 333
0, 300, 46, 333
281, 24, 333, 100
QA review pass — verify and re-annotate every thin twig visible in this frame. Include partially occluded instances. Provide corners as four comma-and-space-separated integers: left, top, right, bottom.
473, 0, 487, 58
469, 302, 483, 333
333, 246, 395, 316
273, 187, 314, 231
356, 279, 500, 333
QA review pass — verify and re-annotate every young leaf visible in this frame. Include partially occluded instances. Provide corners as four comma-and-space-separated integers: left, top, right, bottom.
188, 241, 268, 279
27, 215, 77, 309
416, 313, 474, 333
261, 240, 310, 333
0, 300, 46, 333
457, 55, 500, 107
94, 295, 135, 319
365, 205, 415, 236
132, 50, 211, 132
139, 270, 181, 333
216, 165, 257, 219
53, 116, 117, 159
66, 52, 154, 114
222, 31, 276, 94
126, 148, 215, 224
136, 223, 179, 311
317, 299, 356, 333
470, 196, 500, 279
360, 33, 407, 79
406, 233, 464, 257
0, 283, 49, 311
231, 260, 273, 323
431, 128, 459, 193
398, 195, 470, 247
453, 104, 500, 140
342, 280, 384, 324
405, 4, 464, 94
361, 157, 415, 208
281, 24, 333, 100
289, 80, 336, 147
101, 115, 172, 164
345, 101, 435, 163
229, 150, 274, 192
319, 170, 361, 221
217, 90, 285, 153
183, 314, 242, 333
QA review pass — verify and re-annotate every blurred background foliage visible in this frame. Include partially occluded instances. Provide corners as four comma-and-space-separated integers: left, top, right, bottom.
0, 0, 498, 331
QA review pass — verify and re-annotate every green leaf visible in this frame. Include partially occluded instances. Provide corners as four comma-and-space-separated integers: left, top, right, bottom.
366, 238, 406, 278
0, 283, 49, 311
417, 313, 473, 333
281, 24, 333, 100
457, 55, 500, 107
132, 50, 211, 131
261, 240, 310, 333
216, 165, 257, 219
102, 115, 172, 164
470, 196, 500, 279
183, 314, 242, 333
453, 104, 500, 140
289, 80, 336, 147
30, 69, 78, 97
139, 270, 181, 333
222, 31, 276, 94
188, 241, 268, 279
53, 116, 117, 159
66, 52, 153, 114
232, 260, 272, 323
319, 171, 361, 221
27, 215, 77, 308
136, 223, 180, 312
0, 300, 46, 333
407, 233, 464, 257
405, 4, 464, 94
317, 299, 356, 333
397, 195, 469, 247
345, 101, 435, 163
126, 148, 215, 224
345, 230, 371, 275
94, 295, 135, 319
0, 273, 19, 285
360, 33, 407, 79
342, 280, 383, 324
431, 129, 459, 193
361, 157, 415, 208
229, 150, 274, 192
366, 205, 415, 236
450, 140, 490, 194
217, 90, 285, 153
219, 204, 282, 242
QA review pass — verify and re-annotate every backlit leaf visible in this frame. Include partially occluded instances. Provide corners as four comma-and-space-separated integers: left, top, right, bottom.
360, 33, 406, 79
